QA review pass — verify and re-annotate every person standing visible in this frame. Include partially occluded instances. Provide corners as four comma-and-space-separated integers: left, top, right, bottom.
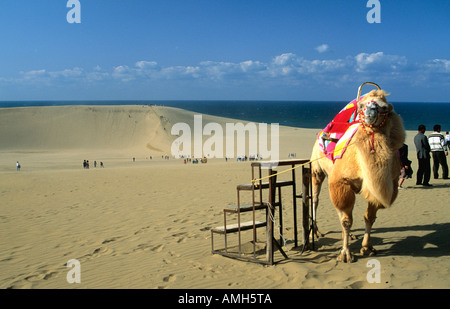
445, 131, 450, 149
428, 124, 449, 179
414, 124, 432, 186
16, 161, 21, 171
398, 143, 412, 189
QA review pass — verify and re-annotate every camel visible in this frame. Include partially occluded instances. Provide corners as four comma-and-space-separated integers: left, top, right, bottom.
310, 83, 405, 263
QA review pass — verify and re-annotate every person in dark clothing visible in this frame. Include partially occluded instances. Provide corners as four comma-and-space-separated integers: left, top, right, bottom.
414, 124, 432, 186
398, 143, 412, 189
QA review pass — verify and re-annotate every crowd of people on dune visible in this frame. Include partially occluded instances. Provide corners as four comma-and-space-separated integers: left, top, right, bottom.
83, 160, 104, 169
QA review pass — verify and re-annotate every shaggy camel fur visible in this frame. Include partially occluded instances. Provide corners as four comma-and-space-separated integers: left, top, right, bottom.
310, 90, 405, 262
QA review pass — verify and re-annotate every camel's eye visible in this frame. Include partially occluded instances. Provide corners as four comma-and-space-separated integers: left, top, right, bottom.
379, 105, 391, 113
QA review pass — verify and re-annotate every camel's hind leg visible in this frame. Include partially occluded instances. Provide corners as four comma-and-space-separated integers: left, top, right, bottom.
330, 180, 356, 263
311, 168, 326, 238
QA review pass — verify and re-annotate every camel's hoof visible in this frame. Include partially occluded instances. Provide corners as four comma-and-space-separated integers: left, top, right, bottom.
337, 249, 355, 263
316, 230, 325, 238
309, 231, 324, 241
360, 246, 377, 256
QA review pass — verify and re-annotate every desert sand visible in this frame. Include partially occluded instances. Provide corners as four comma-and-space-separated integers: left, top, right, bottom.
0, 105, 449, 289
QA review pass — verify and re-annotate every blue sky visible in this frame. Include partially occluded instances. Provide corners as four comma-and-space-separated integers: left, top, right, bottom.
0, 0, 449, 102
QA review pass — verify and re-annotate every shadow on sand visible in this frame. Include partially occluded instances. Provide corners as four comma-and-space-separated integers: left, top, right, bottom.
284, 222, 450, 264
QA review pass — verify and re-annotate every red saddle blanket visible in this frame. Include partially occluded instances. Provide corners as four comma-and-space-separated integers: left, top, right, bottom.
317, 95, 365, 161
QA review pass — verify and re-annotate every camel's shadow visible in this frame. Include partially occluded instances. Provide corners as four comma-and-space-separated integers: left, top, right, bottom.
366, 222, 450, 258
287, 222, 450, 263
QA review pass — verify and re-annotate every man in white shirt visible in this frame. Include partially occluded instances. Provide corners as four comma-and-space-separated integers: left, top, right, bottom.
428, 124, 448, 179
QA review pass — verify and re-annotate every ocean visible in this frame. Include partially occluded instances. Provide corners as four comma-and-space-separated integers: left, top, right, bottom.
1, 100, 449, 131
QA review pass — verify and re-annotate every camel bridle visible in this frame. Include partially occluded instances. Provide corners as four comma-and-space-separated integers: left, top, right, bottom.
358, 100, 390, 129
357, 100, 391, 153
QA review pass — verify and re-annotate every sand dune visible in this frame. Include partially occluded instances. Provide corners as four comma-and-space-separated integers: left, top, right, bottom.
0, 104, 318, 160
0, 105, 449, 289
0, 105, 174, 154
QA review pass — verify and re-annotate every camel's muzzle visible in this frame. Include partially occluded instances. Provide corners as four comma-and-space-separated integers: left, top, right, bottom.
364, 101, 379, 126
361, 100, 389, 128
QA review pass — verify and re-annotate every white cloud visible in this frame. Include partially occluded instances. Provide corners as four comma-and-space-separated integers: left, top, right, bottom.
112, 65, 134, 81
355, 52, 407, 73
135, 61, 158, 70
315, 44, 329, 53
240, 60, 266, 73
23, 69, 46, 80
423, 59, 450, 73
3, 53, 448, 96
272, 53, 298, 66
48, 67, 83, 79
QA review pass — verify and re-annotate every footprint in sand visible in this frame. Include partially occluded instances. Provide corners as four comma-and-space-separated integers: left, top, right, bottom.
91, 247, 111, 257
133, 243, 165, 253
7, 281, 33, 289
102, 236, 121, 244
163, 274, 176, 282
163, 258, 177, 265
9, 269, 60, 289
80, 246, 113, 261
152, 244, 165, 252
169, 251, 180, 258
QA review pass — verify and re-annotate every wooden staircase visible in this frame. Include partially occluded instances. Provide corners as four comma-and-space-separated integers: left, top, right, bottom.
210, 159, 315, 265
211, 175, 284, 264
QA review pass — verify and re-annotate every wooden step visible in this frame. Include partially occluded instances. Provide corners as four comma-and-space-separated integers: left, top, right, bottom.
225, 202, 267, 213
212, 220, 267, 234
237, 180, 294, 191
225, 201, 283, 213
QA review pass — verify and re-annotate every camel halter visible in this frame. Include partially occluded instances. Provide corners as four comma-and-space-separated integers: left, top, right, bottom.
356, 82, 390, 153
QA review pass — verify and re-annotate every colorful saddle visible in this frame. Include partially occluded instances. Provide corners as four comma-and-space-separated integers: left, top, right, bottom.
317, 95, 366, 162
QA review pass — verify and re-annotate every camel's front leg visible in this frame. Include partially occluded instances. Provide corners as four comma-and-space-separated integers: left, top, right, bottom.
336, 210, 355, 263
361, 202, 380, 256
330, 180, 356, 263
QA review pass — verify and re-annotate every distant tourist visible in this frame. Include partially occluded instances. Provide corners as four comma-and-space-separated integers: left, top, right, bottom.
428, 124, 449, 179
414, 125, 432, 186
445, 131, 450, 151
16, 161, 21, 171
100, 162, 104, 168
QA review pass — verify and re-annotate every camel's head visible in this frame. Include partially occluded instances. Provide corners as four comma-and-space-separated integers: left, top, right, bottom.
358, 90, 393, 128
